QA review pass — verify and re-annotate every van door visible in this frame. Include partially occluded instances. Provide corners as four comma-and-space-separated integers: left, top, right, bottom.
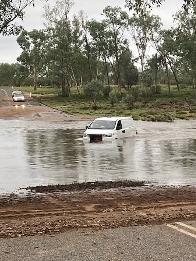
121, 119, 134, 137
121, 119, 129, 138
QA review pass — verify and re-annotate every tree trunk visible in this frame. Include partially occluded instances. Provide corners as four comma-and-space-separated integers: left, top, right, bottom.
165, 61, 171, 94
70, 66, 80, 94
114, 34, 120, 86
193, 77, 196, 89
104, 56, 110, 88
85, 35, 92, 81
192, 70, 196, 89
33, 67, 37, 91
61, 73, 70, 97
167, 59, 180, 92
154, 53, 158, 92
140, 55, 145, 89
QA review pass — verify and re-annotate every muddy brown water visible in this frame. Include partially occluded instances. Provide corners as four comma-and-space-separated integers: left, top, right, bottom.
0, 119, 195, 193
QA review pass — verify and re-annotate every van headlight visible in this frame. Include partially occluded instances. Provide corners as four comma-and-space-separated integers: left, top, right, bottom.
104, 133, 113, 137
83, 133, 87, 138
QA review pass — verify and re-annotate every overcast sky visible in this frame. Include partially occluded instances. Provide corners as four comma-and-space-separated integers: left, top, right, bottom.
0, 0, 184, 64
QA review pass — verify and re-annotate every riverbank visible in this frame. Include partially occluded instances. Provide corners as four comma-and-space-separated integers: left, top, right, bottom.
29, 85, 196, 122
1, 86, 196, 121
0, 182, 195, 239
40, 95, 196, 122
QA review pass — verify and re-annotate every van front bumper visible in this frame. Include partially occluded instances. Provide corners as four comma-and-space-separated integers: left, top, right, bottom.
83, 134, 116, 143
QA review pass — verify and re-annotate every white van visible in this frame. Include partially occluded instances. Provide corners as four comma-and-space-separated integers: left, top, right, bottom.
83, 117, 137, 142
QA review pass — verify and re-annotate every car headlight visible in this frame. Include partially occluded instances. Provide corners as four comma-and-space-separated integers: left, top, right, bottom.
83, 133, 87, 138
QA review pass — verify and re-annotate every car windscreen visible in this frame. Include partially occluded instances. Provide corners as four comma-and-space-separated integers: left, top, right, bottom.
89, 120, 116, 130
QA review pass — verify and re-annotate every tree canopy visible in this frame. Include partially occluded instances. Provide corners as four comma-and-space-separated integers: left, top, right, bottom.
126, 0, 195, 13
0, 0, 34, 35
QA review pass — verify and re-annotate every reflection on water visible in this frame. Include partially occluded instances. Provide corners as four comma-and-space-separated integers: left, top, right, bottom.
0, 119, 196, 193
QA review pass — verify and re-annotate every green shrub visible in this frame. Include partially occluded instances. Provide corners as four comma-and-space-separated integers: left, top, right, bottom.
123, 92, 134, 109
130, 86, 140, 101
103, 85, 111, 98
156, 85, 161, 94
109, 90, 118, 107
83, 80, 104, 110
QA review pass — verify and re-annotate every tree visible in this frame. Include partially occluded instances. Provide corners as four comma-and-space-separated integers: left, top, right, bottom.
129, 11, 161, 87
87, 20, 111, 86
147, 54, 159, 89
83, 80, 104, 109
152, 28, 183, 92
125, 0, 194, 13
0, 63, 16, 85
44, 0, 74, 97
103, 6, 129, 86
0, 0, 34, 35
80, 12, 94, 82
17, 29, 46, 90
174, 2, 196, 88
119, 48, 138, 88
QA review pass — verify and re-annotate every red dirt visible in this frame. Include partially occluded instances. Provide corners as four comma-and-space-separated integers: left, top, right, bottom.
0, 185, 195, 239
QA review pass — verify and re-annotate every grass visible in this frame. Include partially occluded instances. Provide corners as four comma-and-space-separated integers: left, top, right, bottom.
16, 85, 196, 122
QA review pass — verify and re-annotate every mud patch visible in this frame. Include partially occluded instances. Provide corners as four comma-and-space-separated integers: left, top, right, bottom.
0, 184, 195, 239
27, 180, 146, 193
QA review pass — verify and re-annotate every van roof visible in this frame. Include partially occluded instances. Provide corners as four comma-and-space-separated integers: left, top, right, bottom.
94, 117, 133, 121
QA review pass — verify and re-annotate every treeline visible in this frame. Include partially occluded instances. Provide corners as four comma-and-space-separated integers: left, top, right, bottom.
0, 0, 195, 97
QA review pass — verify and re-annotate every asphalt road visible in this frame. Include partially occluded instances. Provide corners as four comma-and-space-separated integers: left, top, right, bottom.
0, 222, 195, 261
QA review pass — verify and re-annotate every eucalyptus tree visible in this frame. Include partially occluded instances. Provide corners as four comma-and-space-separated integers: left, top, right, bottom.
102, 6, 129, 86
0, 0, 35, 35
17, 29, 46, 89
44, 0, 74, 96
65, 15, 88, 89
87, 20, 111, 86
174, 2, 196, 88
119, 48, 138, 88
0, 63, 16, 85
157, 29, 181, 91
79, 12, 94, 82
125, 0, 194, 13
128, 11, 161, 87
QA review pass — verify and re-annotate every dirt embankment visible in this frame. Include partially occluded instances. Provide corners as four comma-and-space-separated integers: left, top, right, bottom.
0, 97, 91, 122
0, 87, 93, 121
0, 182, 195, 239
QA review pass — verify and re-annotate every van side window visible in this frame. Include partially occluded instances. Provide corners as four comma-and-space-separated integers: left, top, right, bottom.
116, 120, 122, 130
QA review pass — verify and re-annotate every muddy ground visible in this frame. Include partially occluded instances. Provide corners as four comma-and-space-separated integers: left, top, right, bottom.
0, 89, 195, 239
0, 182, 195, 239
0, 92, 91, 122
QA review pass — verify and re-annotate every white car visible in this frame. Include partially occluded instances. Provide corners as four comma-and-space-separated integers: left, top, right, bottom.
83, 117, 137, 143
12, 91, 25, 102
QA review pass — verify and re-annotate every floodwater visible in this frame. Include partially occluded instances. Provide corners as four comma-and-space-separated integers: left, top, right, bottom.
0, 119, 196, 193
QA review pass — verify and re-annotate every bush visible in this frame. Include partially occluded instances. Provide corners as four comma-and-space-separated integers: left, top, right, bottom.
83, 80, 103, 98
156, 85, 161, 94
103, 85, 111, 98
123, 92, 134, 109
150, 85, 156, 95
109, 89, 118, 107
130, 86, 140, 101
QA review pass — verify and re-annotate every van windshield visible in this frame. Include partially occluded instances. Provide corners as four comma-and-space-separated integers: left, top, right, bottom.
14, 93, 23, 97
89, 120, 116, 130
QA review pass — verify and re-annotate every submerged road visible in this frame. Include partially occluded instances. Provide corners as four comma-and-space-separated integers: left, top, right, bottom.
0, 222, 196, 261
